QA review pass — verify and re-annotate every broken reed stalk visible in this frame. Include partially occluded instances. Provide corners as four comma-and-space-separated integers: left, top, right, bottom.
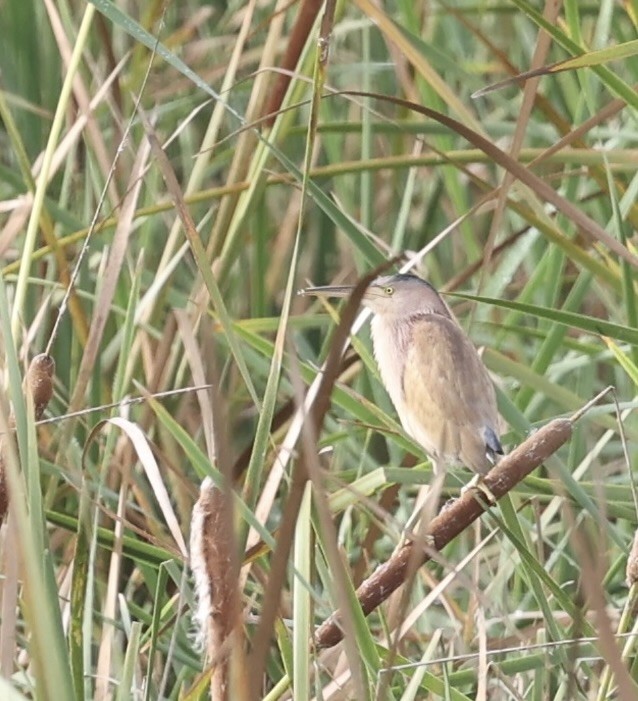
261, 0, 324, 126
247, 262, 399, 698
315, 415, 573, 649
191, 478, 246, 701
0, 354, 55, 521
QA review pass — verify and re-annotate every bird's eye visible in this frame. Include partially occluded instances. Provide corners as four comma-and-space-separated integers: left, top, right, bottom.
384, 286, 394, 296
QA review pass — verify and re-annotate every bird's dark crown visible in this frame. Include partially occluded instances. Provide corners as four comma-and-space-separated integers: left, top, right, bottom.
378, 273, 437, 292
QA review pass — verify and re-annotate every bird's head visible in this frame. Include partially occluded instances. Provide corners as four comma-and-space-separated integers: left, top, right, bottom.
300, 273, 450, 319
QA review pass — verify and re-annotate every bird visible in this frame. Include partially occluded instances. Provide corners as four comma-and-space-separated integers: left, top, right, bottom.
301, 273, 503, 489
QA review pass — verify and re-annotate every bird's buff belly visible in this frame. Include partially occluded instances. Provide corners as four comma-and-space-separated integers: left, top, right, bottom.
396, 402, 452, 467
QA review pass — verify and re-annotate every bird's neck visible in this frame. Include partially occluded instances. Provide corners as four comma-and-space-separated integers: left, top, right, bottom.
369, 315, 416, 407
370, 311, 452, 396
373, 310, 448, 335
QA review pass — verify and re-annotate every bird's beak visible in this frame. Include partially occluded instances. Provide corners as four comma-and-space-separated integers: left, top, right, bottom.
298, 284, 355, 299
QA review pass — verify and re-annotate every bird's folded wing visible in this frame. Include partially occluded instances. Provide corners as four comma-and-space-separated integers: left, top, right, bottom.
402, 314, 499, 471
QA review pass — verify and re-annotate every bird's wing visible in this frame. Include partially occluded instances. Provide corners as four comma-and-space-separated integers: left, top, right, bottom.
402, 314, 500, 472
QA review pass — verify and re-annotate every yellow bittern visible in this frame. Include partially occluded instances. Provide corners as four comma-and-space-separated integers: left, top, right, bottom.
301, 273, 503, 483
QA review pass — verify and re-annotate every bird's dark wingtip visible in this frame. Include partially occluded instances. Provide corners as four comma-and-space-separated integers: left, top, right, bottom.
484, 426, 503, 456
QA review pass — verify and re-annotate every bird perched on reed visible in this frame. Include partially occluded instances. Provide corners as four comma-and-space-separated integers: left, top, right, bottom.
301, 273, 503, 488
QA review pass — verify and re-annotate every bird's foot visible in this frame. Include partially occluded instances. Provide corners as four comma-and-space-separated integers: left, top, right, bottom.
398, 506, 436, 550
461, 474, 496, 506
442, 497, 457, 511
397, 531, 436, 551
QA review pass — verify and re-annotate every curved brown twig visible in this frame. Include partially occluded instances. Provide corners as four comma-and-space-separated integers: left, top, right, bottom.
315, 415, 573, 649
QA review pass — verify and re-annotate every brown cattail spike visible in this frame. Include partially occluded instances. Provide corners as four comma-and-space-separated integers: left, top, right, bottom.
315, 417, 574, 649
25, 353, 55, 420
0, 353, 56, 522
191, 478, 245, 700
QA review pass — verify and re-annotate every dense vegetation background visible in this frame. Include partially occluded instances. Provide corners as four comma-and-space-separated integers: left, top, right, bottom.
1, 0, 638, 699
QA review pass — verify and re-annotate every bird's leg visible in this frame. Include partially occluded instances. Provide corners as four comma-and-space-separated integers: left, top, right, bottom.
399, 469, 445, 550
461, 473, 496, 506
